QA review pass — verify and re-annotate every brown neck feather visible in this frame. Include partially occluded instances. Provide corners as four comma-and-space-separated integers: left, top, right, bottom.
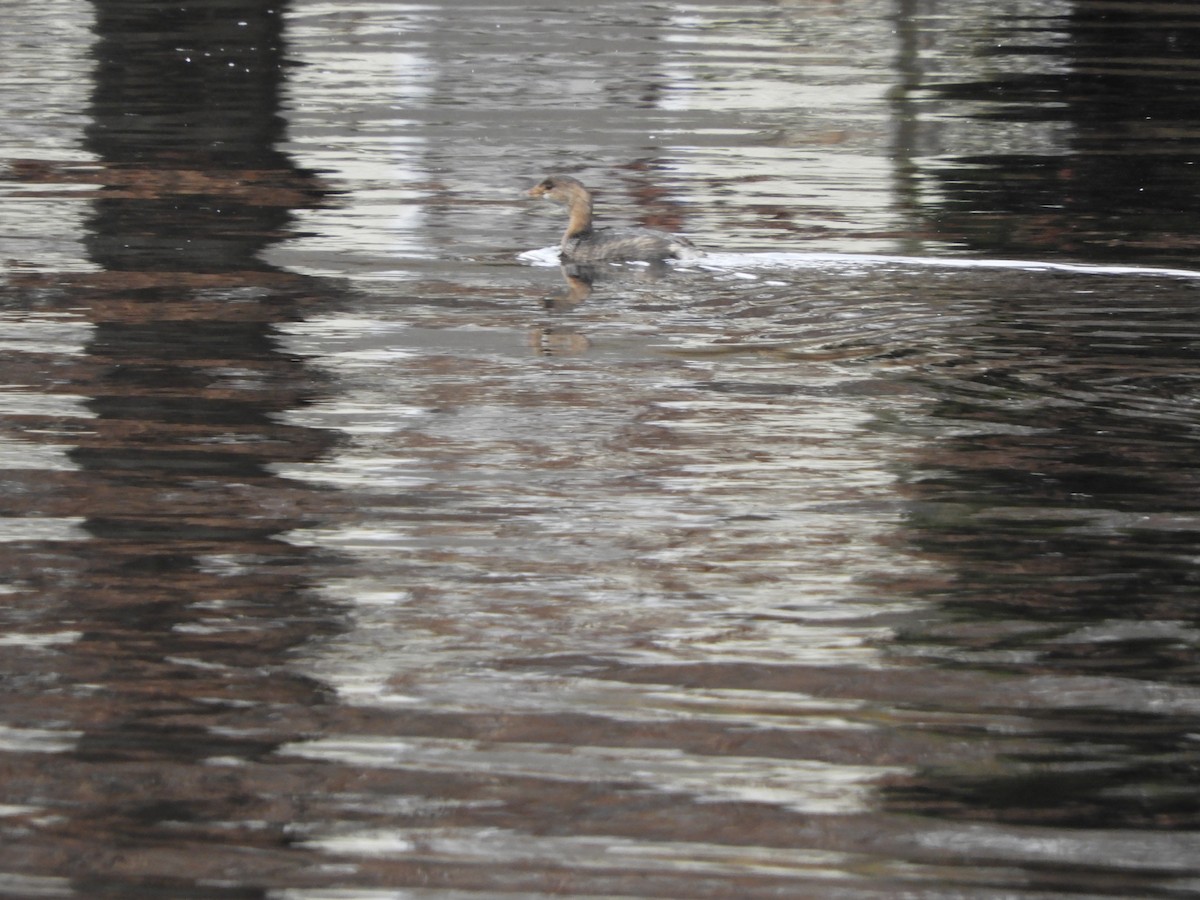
562, 187, 594, 239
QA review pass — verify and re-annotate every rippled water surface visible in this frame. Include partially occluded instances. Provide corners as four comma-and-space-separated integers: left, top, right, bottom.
4, 1, 1200, 897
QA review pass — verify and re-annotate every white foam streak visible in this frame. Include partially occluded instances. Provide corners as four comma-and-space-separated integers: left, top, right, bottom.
520, 247, 1200, 280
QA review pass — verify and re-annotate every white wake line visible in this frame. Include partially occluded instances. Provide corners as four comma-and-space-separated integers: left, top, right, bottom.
519, 247, 1200, 281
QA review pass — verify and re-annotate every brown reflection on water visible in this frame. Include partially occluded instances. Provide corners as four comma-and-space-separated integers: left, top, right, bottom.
4, 0, 1200, 897
874, 270, 1200, 847
0, 1, 350, 893
919, 2, 1200, 262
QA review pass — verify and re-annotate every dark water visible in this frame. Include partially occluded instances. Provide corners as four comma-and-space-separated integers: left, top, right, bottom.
3, 1, 1200, 897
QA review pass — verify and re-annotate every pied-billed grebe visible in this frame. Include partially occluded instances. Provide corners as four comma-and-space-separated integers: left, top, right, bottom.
528, 174, 699, 263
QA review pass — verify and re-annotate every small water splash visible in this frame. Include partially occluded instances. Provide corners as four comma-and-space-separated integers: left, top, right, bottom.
516, 246, 565, 266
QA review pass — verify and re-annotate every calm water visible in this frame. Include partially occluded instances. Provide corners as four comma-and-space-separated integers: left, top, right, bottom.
3, 1, 1200, 897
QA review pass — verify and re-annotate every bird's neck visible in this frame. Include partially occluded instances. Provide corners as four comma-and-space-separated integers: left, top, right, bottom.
563, 193, 594, 240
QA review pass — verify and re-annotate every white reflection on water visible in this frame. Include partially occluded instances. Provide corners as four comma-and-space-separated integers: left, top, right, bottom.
277, 4, 437, 275
0, 518, 88, 543
292, 827, 861, 881
0, 1, 97, 274
281, 733, 901, 814
0, 312, 95, 357
0, 874, 73, 899
915, 823, 1200, 875
270, 892, 592, 900
0, 631, 80, 647
0, 724, 80, 754
270, 283, 935, 725
0, 314, 94, 480
0, 439, 84, 474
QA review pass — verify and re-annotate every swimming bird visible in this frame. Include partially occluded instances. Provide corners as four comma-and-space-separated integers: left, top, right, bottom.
528, 174, 699, 263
